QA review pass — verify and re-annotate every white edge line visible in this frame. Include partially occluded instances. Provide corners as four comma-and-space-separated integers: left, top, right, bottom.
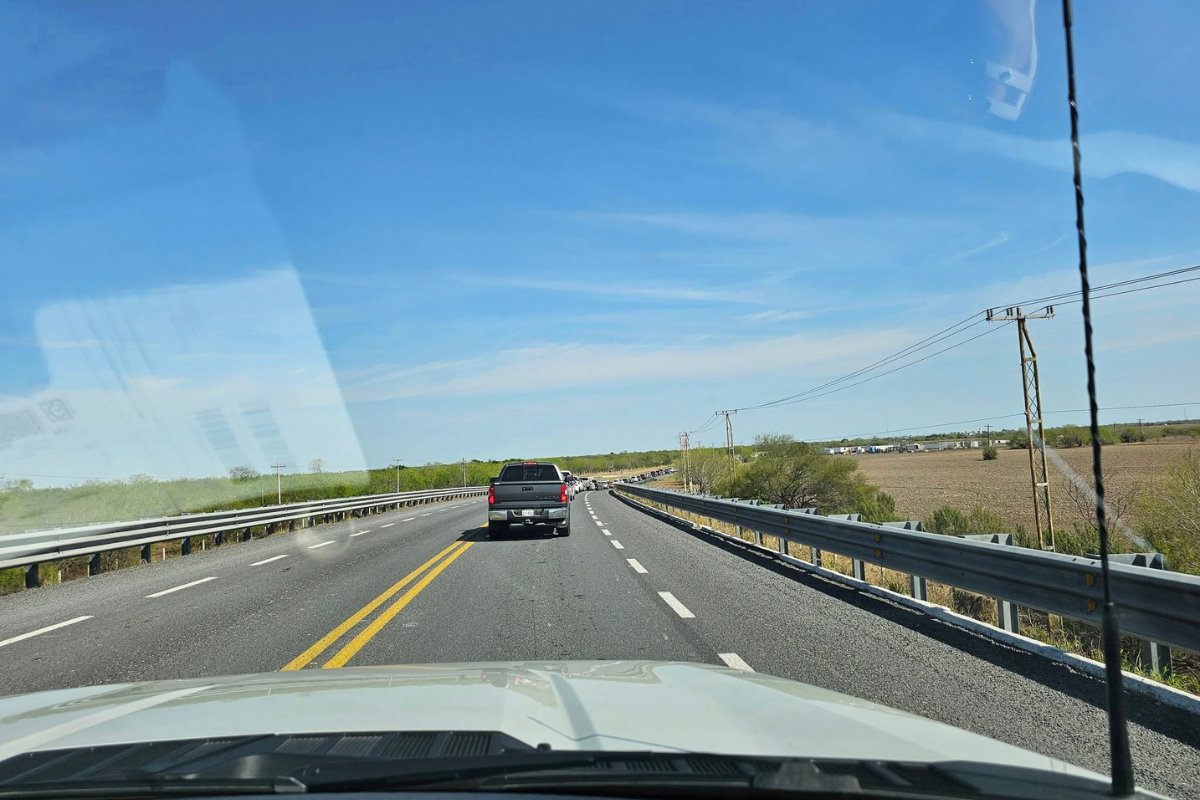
627, 558, 648, 574
307, 541, 335, 550
657, 591, 694, 618
0, 616, 93, 649
250, 554, 289, 566
719, 652, 754, 672
611, 540, 624, 550
146, 576, 217, 598
617, 492, 1200, 714
602, 529, 612, 536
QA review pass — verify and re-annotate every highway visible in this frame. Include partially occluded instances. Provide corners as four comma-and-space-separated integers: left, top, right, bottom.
0, 489, 1196, 798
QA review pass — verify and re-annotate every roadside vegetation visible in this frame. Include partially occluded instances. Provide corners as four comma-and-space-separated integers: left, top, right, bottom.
0, 449, 672, 534
676, 433, 899, 523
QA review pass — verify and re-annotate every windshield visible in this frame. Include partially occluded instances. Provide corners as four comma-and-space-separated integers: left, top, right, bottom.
1, 2, 1198, 799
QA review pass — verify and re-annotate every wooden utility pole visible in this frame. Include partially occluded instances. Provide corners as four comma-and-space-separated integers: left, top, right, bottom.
987, 305, 1056, 550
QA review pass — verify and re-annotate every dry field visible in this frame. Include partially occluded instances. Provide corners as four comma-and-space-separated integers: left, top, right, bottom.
850, 439, 1198, 534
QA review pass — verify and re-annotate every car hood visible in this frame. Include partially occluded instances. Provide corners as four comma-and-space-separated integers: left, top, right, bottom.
0, 661, 1095, 779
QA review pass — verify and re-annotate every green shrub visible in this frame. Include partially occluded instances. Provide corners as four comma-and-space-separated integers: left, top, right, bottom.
982, 445, 999, 460
925, 506, 1008, 536
1120, 427, 1146, 444
1136, 449, 1200, 575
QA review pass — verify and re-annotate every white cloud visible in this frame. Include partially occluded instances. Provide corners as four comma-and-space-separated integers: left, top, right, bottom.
737, 309, 811, 323
881, 112, 1200, 194
342, 325, 922, 403
452, 274, 766, 304
950, 231, 1010, 261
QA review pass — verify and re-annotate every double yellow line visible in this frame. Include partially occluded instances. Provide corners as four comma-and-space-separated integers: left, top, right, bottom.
283, 536, 475, 670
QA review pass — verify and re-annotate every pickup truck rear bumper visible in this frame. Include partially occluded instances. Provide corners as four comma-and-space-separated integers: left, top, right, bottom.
489, 507, 568, 523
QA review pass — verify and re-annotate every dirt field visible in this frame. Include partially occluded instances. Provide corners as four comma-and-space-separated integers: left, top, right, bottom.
850, 440, 1198, 534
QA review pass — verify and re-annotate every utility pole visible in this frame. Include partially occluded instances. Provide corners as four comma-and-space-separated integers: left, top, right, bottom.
391, 459, 402, 493
987, 305, 1056, 550
985, 423, 991, 446
461, 458, 467, 487
679, 432, 692, 493
270, 463, 286, 505
718, 409, 737, 480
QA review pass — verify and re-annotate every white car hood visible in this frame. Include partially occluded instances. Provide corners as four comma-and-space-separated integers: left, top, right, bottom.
0, 661, 1095, 779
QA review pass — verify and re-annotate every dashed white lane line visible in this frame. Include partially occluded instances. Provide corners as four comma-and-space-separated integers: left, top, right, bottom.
350, 530, 370, 537
146, 577, 217, 598
380, 523, 396, 528
627, 558, 648, 574
658, 591, 695, 619
0, 616, 92, 649
594, 520, 604, 527
402, 517, 416, 522
307, 541, 335, 550
602, 529, 612, 536
718, 653, 754, 672
419, 513, 432, 517
251, 554, 289, 566
611, 540, 625, 550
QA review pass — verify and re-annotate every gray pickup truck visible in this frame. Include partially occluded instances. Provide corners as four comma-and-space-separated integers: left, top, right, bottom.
487, 461, 571, 538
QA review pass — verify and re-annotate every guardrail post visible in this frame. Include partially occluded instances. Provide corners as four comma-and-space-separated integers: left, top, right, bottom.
215, 530, 224, 547
141, 543, 152, 563
754, 530, 763, 546
25, 564, 40, 589
242, 527, 253, 542
181, 537, 191, 556
1095, 553, 1173, 676
776, 537, 787, 555
911, 574, 927, 601
88, 552, 101, 576
852, 559, 866, 581
997, 598, 1019, 633
964, 534, 1019, 633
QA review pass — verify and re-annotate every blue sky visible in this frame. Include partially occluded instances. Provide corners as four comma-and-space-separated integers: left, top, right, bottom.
3, 1, 1200, 481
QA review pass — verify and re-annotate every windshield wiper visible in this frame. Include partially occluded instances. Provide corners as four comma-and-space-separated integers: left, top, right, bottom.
290, 751, 603, 792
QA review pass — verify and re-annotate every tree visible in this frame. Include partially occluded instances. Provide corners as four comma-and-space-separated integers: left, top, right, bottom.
229, 466, 259, 481
727, 433, 861, 511
308, 458, 324, 474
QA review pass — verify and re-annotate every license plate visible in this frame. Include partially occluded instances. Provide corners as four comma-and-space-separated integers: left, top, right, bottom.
520, 509, 536, 517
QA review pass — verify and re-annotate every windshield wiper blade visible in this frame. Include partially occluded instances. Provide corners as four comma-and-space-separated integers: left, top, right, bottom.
0, 775, 304, 799
292, 751, 603, 792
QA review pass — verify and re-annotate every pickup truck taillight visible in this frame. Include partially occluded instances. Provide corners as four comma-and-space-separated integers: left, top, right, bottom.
560, 482, 569, 503
488, 484, 495, 505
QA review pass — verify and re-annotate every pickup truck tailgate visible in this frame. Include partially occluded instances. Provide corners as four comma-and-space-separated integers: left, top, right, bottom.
493, 482, 561, 504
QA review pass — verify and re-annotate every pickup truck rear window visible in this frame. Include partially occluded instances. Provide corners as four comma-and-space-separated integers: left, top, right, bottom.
498, 464, 560, 482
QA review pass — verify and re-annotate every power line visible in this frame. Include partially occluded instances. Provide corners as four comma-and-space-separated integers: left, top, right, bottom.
1004, 263, 1200, 309
760, 323, 1010, 411
736, 314, 987, 412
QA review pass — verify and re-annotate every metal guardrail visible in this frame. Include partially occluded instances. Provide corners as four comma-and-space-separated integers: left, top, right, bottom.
616, 483, 1200, 655
1, 487, 487, 588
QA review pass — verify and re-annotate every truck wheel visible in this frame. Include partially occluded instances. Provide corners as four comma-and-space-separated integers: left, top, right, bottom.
488, 521, 508, 538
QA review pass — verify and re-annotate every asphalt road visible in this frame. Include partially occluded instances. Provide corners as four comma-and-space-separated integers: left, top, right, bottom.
0, 490, 1196, 797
